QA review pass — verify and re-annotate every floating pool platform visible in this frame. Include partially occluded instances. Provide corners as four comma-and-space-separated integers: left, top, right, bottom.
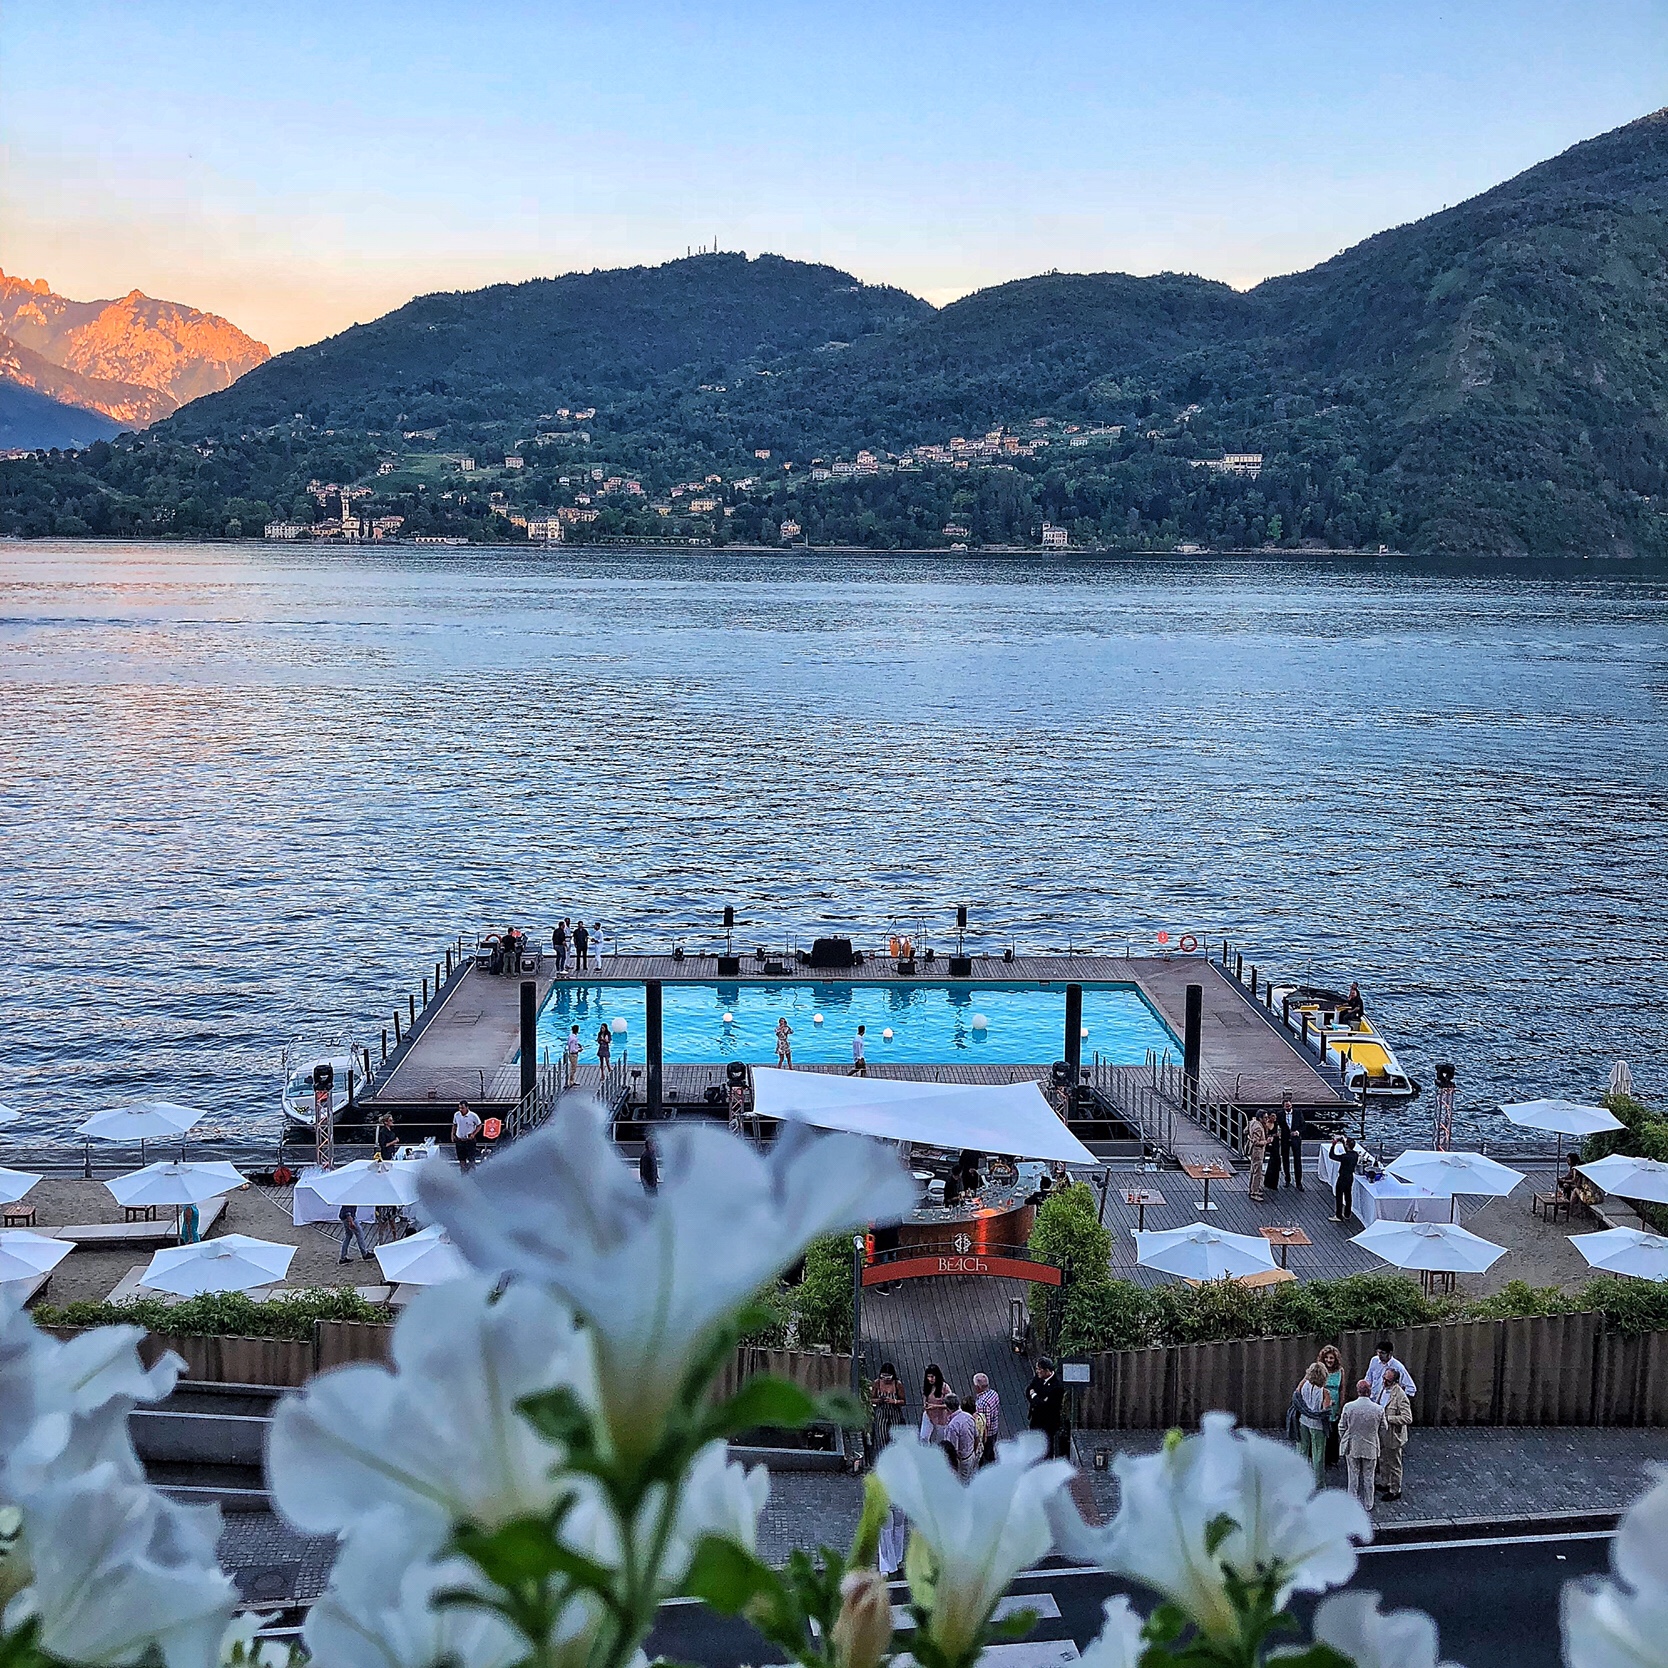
353, 948, 1356, 1165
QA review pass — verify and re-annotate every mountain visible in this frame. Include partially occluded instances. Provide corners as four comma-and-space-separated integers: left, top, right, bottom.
0, 378, 121, 450
6, 109, 1668, 553
0, 270, 268, 440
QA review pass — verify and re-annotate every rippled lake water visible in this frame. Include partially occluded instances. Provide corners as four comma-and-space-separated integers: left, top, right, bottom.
1, 541, 1664, 1153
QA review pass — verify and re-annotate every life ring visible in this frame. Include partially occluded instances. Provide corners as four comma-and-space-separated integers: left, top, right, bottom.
1179, 934, 1198, 954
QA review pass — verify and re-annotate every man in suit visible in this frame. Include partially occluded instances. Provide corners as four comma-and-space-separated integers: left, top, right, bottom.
1275, 1091, 1306, 1190
1025, 1357, 1066, 1458
1337, 1379, 1389, 1511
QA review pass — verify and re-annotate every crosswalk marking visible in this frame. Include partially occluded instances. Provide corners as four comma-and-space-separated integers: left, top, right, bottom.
891, 1593, 1064, 1630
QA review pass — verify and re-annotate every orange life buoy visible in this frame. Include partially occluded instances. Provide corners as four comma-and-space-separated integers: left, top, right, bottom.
1179, 934, 1198, 954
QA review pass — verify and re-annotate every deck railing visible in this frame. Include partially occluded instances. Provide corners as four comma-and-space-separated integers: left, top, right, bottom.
502, 1062, 562, 1140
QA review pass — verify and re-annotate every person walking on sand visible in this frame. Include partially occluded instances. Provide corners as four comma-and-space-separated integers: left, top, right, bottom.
848, 1024, 868, 1076
564, 1023, 582, 1088
1337, 1379, 1389, 1512
337, 1201, 375, 1264
1376, 1366, 1412, 1501
1245, 1110, 1270, 1201
775, 1017, 793, 1068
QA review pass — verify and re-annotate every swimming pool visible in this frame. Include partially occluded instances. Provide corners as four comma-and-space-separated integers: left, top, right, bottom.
533, 980, 1178, 1068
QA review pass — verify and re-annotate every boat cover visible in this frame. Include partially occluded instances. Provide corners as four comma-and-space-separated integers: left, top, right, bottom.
749, 1068, 1097, 1165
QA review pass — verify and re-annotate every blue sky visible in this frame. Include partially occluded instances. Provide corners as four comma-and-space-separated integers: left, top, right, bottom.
3, 1, 1663, 350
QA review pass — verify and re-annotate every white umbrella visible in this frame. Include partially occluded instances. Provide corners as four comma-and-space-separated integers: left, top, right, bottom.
307, 1158, 426, 1209
141, 1234, 295, 1296
1609, 1062, 1633, 1097
1353, 1219, 1507, 1274
0, 1103, 20, 1128
374, 1225, 469, 1287
106, 1160, 245, 1210
0, 1168, 42, 1206
1570, 1227, 1668, 1283
1387, 1149, 1526, 1200
0, 1230, 73, 1283
1135, 1224, 1277, 1282
79, 1103, 208, 1152
1578, 1154, 1668, 1206
1501, 1100, 1622, 1139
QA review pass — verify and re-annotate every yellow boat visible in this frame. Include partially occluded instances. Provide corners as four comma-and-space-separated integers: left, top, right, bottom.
1269, 985, 1419, 1101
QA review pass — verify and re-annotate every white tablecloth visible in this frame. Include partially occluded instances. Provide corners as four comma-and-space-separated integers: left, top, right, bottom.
292, 1169, 375, 1225
1316, 1148, 1448, 1226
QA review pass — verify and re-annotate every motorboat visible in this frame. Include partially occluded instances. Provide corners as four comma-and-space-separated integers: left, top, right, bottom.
280, 1042, 367, 1131
1268, 985, 1419, 1101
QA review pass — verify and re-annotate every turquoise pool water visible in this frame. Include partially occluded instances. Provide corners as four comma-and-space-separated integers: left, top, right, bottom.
532, 980, 1178, 1068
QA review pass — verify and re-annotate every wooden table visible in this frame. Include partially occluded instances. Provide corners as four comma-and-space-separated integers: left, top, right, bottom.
1181, 1161, 1233, 1213
1123, 1189, 1164, 1231
1258, 1225, 1312, 1269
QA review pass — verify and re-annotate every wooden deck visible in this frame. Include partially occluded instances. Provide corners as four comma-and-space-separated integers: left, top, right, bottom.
366, 952, 1346, 1122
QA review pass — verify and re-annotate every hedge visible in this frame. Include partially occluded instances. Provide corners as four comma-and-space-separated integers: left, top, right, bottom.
1583, 1092, 1668, 1232
34, 1287, 387, 1342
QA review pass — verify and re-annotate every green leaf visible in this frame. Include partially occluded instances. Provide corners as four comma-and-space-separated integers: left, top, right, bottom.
1202, 1512, 1239, 1558
515, 1385, 598, 1454
0, 1617, 44, 1668
452, 1516, 565, 1589
987, 1607, 1041, 1642
813, 1388, 869, 1430
1266, 1646, 1355, 1668
708, 1374, 821, 1437
1143, 1603, 1191, 1645
848, 1472, 891, 1568
682, 1536, 781, 1615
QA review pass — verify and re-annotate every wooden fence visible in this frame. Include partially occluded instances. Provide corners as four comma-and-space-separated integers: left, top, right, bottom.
1080, 1313, 1668, 1429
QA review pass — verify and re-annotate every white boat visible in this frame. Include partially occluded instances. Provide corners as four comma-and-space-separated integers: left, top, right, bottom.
280, 1042, 367, 1131
1268, 985, 1419, 1102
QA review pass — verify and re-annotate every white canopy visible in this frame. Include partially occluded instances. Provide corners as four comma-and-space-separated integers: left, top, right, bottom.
1500, 1100, 1622, 1139
749, 1068, 1097, 1166
308, 1158, 428, 1208
1578, 1154, 1668, 1206
1570, 1227, 1668, 1283
1352, 1219, 1507, 1274
0, 1168, 42, 1207
375, 1225, 470, 1287
0, 1231, 72, 1283
107, 1160, 245, 1210
79, 1102, 207, 1142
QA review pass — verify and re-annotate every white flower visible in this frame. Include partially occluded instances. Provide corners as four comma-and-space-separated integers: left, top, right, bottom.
661, 1440, 770, 1579
220, 1611, 293, 1668
421, 1106, 915, 1465
1563, 1468, 1668, 1668
1310, 1592, 1459, 1668
269, 1276, 594, 1542
1047, 1414, 1370, 1643
832, 1567, 894, 1668
1078, 1595, 1148, 1668
876, 1431, 1074, 1664
302, 1509, 526, 1668
1, 1292, 180, 1494
6, 1466, 237, 1668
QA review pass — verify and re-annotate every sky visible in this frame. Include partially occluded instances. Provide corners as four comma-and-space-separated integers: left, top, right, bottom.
3, 1, 1665, 353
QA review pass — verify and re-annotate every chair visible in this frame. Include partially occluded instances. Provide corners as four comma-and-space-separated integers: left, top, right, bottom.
123, 1205, 159, 1224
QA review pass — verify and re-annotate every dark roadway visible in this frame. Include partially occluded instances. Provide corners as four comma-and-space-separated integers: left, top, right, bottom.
646, 1532, 1610, 1668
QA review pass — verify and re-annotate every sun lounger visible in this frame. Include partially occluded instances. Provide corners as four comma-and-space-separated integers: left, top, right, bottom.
50, 1197, 227, 1249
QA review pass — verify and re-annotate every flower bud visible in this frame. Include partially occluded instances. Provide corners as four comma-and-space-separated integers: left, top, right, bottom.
832, 1567, 893, 1668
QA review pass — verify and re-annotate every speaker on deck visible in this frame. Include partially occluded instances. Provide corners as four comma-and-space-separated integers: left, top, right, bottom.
948, 956, 972, 976
717, 955, 741, 975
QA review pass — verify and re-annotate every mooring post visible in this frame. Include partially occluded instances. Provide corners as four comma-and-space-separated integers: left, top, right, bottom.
393, 1011, 402, 1045
422, 976, 430, 1006
408, 993, 416, 1026
381, 1027, 388, 1063
646, 979, 664, 1119
1183, 983, 1203, 1108
1235, 951, 1244, 983
446, 947, 454, 978
520, 980, 537, 1102
1064, 982, 1083, 1093
1250, 966, 1258, 997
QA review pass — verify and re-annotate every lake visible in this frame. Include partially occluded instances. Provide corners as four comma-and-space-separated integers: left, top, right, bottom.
1, 541, 1663, 1153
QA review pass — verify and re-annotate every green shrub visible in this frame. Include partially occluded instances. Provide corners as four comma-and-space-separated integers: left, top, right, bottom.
1583, 1094, 1668, 1232
1462, 1281, 1579, 1321
1059, 1276, 1154, 1355
791, 1234, 857, 1352
1578, 1275, 1668, 1334
1027, 1184, 1113, 1330
36, 1286, 385, 1342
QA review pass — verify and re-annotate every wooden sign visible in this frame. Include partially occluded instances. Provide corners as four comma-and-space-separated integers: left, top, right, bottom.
862, 1253, 1062, 1287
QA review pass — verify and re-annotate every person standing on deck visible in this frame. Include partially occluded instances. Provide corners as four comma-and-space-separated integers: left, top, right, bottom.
452, 1100, 482, 1169
1245, 1111, 1270, 1201
573, 920, 591, 971
564, 1024, 582, 1088
775, 1017, 793, 1068
596, 1021, 612, 1078
1329, 1134, 1361, 1222
849, 1024, 868, 1076
972, 1372, 1001, 1466
1275, 1091, 1306, 1190
639, 1131, 659, 1195
552, 920, 568, 972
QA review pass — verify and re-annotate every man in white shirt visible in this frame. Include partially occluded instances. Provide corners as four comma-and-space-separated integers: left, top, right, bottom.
848, 1024, 868, 1076
452, 1100, 482, 1170
1367, 1340, 1417, 1401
